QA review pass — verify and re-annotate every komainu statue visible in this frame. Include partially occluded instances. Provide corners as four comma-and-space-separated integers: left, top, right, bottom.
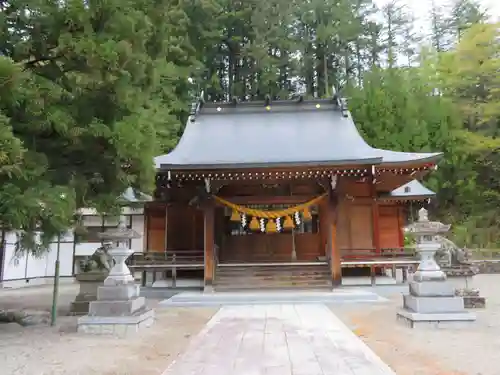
434, 236, 471, 267
79, 242, 114, 273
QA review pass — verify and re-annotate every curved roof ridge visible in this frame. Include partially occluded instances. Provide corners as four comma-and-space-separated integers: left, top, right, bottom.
155, 103, 442, 170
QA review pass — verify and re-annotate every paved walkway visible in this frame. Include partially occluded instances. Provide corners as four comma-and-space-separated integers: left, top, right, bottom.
162, 304, 395, 375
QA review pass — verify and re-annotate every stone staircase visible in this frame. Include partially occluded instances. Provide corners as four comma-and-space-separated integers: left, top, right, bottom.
214, 263, 332, 291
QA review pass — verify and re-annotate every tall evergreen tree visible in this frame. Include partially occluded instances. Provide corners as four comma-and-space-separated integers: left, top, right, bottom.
449, 0, 487, 41
0, 0, 193, 250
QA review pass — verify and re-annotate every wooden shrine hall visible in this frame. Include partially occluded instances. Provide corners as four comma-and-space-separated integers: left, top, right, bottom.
142, 96, 441, 290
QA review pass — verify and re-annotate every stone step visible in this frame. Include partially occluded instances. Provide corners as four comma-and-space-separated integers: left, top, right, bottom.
216, 270, 330, 276
215, 279, 331, 289
216, 265, 328, 271
214, 281, 332, 292
215, 272, 330, 280
221, 257, 317, 262
215, 279, 331, 287
214, 264, 331, 291
161, 290, 383, 306
88, 296, 146, 317
216, 270, 329, 277
214, 286, 332, 292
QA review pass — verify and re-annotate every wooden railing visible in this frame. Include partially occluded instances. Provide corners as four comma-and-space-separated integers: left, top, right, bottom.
340, 247, 416, 260
340, 247, 419, 286
127, 250, 204, 266
127, 250, 204, 287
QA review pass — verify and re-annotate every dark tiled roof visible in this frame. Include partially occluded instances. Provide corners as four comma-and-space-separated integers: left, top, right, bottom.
155, 99, 442, 170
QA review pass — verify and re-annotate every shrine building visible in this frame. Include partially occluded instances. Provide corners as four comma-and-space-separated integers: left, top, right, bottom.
144, 96, 441, 290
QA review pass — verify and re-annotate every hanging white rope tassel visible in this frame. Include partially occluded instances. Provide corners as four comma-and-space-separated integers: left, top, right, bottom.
294, 211, 301, 226
276, 217, 282, 232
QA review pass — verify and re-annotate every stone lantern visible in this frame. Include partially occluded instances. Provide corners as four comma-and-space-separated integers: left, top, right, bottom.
397, 208, 476, 328
405, 208, 451, 282
77, 216, 154, 335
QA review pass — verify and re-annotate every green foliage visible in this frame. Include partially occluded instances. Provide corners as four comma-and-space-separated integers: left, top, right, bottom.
0, 0, 498, 251
0, 0, 198, 252
404, 233, 416, 247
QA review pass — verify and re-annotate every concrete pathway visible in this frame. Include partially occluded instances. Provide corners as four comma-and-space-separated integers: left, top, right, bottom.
162, 304, 395, 375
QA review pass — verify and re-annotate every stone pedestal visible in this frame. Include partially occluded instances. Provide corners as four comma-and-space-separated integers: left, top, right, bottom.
77, 283, 154, 335
70, 272, 107, 316
443, 266, 486, 308
77, 220, 154, 336
397, 279, 476, 328
397, 208, 476, 328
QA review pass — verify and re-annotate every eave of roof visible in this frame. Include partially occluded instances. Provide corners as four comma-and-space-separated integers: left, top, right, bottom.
155, 99, 442, 170
118, 187, 152, 203
382, 180, 436, 200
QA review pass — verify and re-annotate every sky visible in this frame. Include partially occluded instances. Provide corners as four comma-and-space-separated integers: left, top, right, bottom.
374, 0, 500, 26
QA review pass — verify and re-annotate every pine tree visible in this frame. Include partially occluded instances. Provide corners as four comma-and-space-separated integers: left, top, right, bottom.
449, 0, 487, 41
429, 0, 452, 52
380, 0, 408, 68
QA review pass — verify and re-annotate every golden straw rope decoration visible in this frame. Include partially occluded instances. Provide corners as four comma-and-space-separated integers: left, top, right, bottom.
213, 193, 327, 219
230, 210, 240, 221
302, 207, 312, 221
249, 217, 260, 230
266, 219, 278, 233
283, 216, 295, 229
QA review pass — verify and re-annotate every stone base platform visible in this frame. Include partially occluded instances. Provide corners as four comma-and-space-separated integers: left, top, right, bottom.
77, 308, 155, 336
397, 310, 476, 329
160, 289, 387, 307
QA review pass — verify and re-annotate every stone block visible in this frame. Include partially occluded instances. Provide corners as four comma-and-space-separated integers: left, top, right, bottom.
397, 309, 476, 329
88, 297, 145, 316
70, 273, 108, 315
403, 294, 464, 314
463, 296, 486, 308
69, 300, 91, 316
113, 324, 128, 336
77, 308, 155, 336
409, 281, 455, 297
97, 283, 140, 301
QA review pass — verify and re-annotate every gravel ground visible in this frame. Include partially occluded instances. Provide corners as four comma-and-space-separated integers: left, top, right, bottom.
331, 274, 499, 375
0, 284, 218, 375
1, 275, 499, 375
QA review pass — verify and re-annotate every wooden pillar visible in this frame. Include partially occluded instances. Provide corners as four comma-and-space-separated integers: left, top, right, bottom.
203, 202, 215, 291
327, 189, 342, 286
397, 206, 405, 249
371, 171, 381, 254
318, 200, 328, 257
163, 205, 168, 252
143, 207, 149, 252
